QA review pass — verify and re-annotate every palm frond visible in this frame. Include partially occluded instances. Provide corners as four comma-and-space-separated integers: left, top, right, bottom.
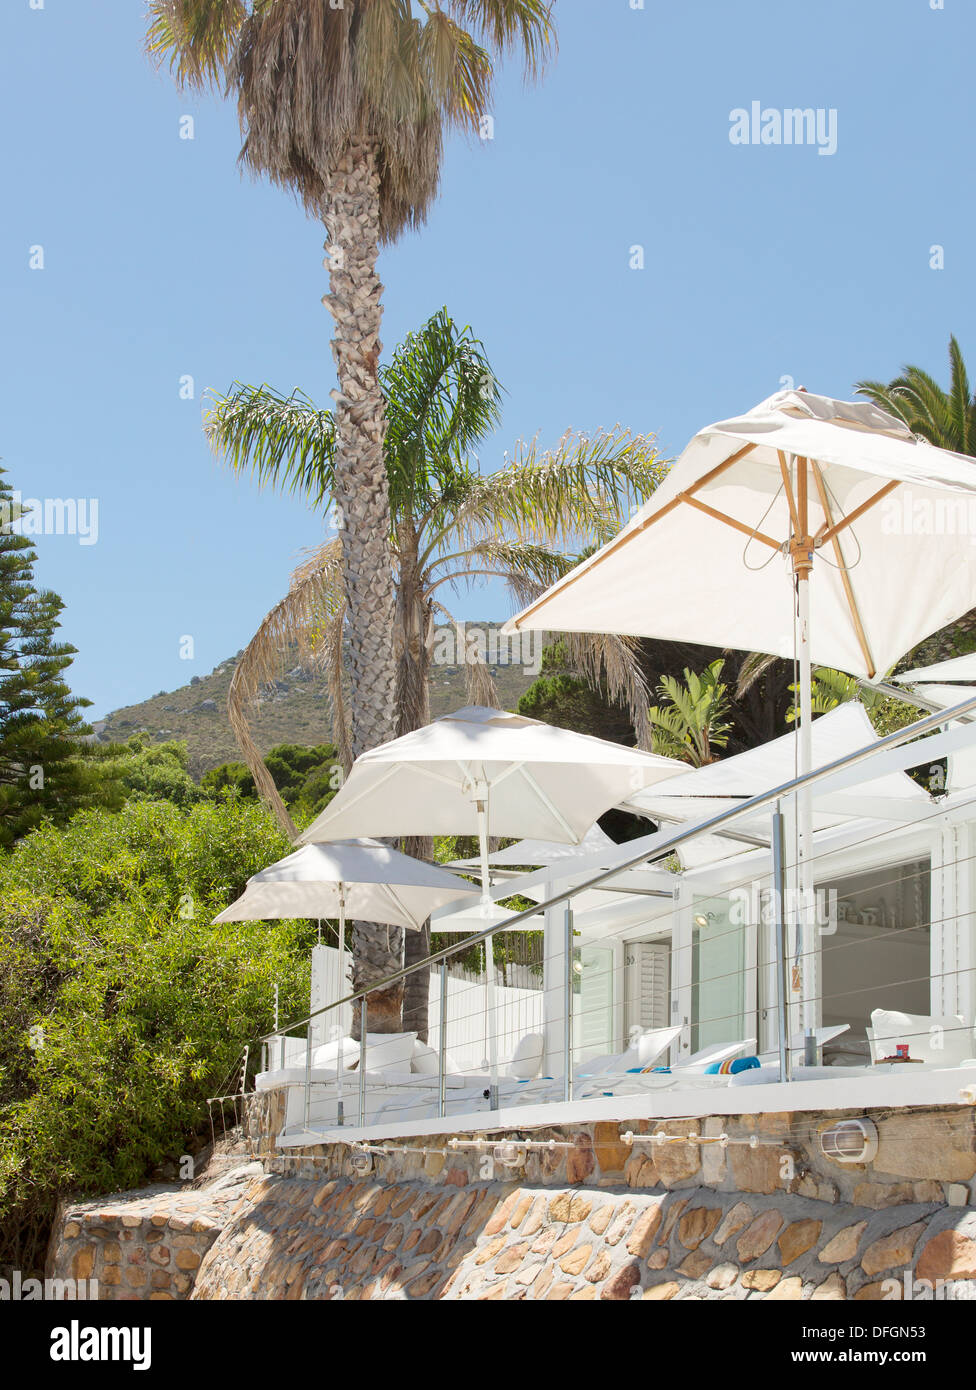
145, 0, 246, 91
446, 0, 557, 79
205, 383, 336, 507
562, 632, 653, 750
382, 308, 502, 514
855, 338, 976, 456
431, 427, 665, 558
431, 601, 500, 709
227, 539, 346, 836
735, 650, 779, 699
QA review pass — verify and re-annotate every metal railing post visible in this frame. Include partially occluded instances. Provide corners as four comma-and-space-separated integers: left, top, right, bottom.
563, 903, 574, 1103
279, 1034, 286, 1070
303, 1022, 312, 1130
438, 959, 448, 1119
771, 805, 792, 1083
359, 998, 368, 1128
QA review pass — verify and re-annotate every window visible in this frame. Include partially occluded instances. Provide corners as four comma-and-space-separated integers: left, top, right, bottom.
818, 857, 931, 1060
691, 895, 747, 1052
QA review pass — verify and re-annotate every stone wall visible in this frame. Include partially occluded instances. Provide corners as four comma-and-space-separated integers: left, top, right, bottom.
191, 1173, 976, 1301
46, 1160, 261, 1301
44, 1094, 976, 1301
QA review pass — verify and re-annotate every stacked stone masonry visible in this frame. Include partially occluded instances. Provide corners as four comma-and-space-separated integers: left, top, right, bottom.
46, 1097, 976, 1301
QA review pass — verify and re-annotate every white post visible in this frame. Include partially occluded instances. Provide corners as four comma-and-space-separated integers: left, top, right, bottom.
335, 885, 346, 1125
541, 875, 563, 1073
475, 798, 500, 1109
796, 567, 818, 1051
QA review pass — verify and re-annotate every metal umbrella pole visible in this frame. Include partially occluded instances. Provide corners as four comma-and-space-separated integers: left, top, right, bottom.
335, 884, 346, 1126
473, 788, 500, 1109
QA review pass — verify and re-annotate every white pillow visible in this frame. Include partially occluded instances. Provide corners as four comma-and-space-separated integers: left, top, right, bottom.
870, 1010, 968, 1065
311, 1037, 359, 1070
364, 1031, 417, 1073
410, 1040, 440, 1075
508, 1032, 545, 1080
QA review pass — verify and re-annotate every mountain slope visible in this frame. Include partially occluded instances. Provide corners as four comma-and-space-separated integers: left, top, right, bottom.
93, 625, 542, 778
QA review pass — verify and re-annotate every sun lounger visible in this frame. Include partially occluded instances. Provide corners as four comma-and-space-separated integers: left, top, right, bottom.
756, 1024, 850, 1065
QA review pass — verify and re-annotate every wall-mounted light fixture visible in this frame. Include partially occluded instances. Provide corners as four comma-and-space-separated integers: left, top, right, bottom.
818, 1118, 878, 1165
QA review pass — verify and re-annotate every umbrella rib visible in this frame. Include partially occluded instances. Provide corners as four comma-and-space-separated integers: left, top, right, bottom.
778, 451, 802, 536
678, 493, 781, 549
381, 883, 424, 932
315, 763, 402, 827
518, 767, 579, 842
816, 479, 900, 545
511, 443, 758, 623
810, 460, 877, 678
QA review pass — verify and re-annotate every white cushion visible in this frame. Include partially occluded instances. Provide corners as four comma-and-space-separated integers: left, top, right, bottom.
870, 1010, 969, 1065
311, 1037, 359, 1070
507, 1032, 545, 1080
410, 1040, 440, 1075
363, 1032, 417, 1073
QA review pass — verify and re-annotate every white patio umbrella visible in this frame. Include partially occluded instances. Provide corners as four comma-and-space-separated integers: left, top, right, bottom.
892, 653, 976, 790
299, 706, 685, 1098
504, 389, 976, 1037
892, 652, 976, 709
214, 839, 479, 1121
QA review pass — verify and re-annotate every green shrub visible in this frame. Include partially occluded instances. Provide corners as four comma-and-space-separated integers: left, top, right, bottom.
0, 797, 311, 1276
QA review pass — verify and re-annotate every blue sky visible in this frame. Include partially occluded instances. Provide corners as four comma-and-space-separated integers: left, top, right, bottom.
0, 0, 972, 719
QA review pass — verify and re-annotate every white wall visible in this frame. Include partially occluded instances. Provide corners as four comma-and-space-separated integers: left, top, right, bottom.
309, 946, 543, 1073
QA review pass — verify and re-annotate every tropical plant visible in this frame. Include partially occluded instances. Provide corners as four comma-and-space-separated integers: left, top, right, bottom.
647, 659, 732, 767
207, 310, 666, 1025
855, 336, 976, 455
786, 667, 922, 738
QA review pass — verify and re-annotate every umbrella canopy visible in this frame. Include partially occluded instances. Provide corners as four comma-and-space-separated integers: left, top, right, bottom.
893, 652, 976, 684
623, 702, 930, 830
298, 705, 684, 1101
503, 389, 976, 1050
213, 840, 478, 929
503, 389, 976, 680
447, 822, 617, 870
299, 706, 685, 846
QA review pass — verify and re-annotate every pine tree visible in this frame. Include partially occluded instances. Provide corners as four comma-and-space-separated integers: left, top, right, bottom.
0, 465, 94, 846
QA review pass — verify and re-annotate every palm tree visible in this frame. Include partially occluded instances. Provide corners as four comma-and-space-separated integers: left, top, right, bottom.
856, 337, 976, 668
207, 310, 665, 1027
647, 659, 732, 767
856, 336, 976, 455
147, 1, 556, 1023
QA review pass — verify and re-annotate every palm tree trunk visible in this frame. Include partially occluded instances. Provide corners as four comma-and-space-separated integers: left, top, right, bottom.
322, 138, 401, 1032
